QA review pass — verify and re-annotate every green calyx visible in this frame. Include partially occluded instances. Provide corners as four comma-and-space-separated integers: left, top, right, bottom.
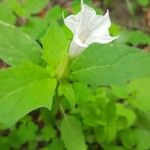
55, 55, 71, 81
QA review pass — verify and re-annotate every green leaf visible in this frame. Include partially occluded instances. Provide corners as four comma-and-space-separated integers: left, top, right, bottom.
109, 23, 121, 36
79, 101, 104, 126
120, 129, 135, 149
23, 0, 49, 15
94, 126, 106, 143
61, 116, 86, 150
21, 17, 49, 39
116, 104, 136, 126
0, 21, 42, 66
15, 118, 38, 144
120, 30, 150, 46
120, 129, 150, 150
42, 22, 69, 69
111, 85, 129, 99
0, 137, 10, 150
104, 101, 117, 142
128, 77, 150, 111
48, 6, 65, 21
10, 0, 49, 16
40, 125, 56, 141
137, 110, 150, 130
105, 100, 116, 122
20, 6, 61, 39
72, 0, 91, 13
0, 62, 57, 127
73, 82, 92, 103
104, 122, 117, 143
0, 1, 16, 24
137, 0, 150, 7
59, 82, 76, 109
116, 116, 128, 130
70, 43, 150, 87
7, 0, 26, 17
49, 137, 65, 150
104, 145, 124, 150
134, 129, 150, 150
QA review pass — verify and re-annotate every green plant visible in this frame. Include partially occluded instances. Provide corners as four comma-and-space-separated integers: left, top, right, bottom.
0, 0, 150, 150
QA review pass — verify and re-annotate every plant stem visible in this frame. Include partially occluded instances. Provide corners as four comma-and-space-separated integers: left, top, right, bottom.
55, 55, 70, 81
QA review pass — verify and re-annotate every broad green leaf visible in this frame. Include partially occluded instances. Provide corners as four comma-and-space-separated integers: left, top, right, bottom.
0, 21, 42, 66
128, 78, 150, 111
49, 6, 65, 21
20, 6, 62, 39
42, 22, 69, 69
21, 17, 49, 39
8, 0, 50, 17
61, 116, 86, 150
6, 0, 26, 17
19, 0, 49, 16
0, 62, 57, 127
0, 1, 16, 24
70, 43, 150, 87
120, 30, 150, 46
59, 83, 76, 109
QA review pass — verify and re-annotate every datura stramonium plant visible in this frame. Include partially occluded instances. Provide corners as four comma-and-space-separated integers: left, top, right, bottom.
64, 0, 118, 58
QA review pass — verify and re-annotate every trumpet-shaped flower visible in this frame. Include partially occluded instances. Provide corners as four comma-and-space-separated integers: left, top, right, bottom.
64, 0, 118, 58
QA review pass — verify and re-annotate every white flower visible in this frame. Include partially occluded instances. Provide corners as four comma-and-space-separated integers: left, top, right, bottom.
64, 0, 118, 58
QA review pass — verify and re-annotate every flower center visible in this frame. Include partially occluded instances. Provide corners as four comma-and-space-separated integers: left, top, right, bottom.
79, 36, 86, 44
79, 32, 90, 44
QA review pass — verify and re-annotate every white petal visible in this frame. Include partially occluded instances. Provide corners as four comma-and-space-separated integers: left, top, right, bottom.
84, 10, 111, 35
64, 15, 79, 34
65, 2, 119, 58
69, 35, 87, 58
87, 34, 118, 44
81, 4, 96, 16
101, 10, 111, 28
86, 10, 117, 45
64, 3, 96, 37
73, 35, 88, 47
77, 4, 96, 36
86, 28, 118, 44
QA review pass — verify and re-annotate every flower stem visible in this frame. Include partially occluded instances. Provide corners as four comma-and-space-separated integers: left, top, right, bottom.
55, 55, 70, 81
